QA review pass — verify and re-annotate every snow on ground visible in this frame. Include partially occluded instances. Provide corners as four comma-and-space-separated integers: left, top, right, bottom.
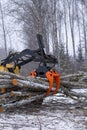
0, 94, 87, 130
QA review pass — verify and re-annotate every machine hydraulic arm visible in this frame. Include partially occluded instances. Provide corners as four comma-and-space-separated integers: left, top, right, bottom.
0, 34, 60, 96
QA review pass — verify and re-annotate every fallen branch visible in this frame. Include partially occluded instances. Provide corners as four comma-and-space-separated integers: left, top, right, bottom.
61, 86, 87, 101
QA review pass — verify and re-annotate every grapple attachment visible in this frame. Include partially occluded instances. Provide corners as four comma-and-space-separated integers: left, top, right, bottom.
29, 69, 60, 96
46, 70, 60, 96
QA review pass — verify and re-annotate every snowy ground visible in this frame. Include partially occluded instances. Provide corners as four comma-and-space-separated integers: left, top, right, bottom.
0, 93, 87, 130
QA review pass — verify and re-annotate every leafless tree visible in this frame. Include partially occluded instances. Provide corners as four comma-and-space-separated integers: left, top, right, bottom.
63, 0, 69, 56
0, 0, 7, 56
5, 0, 87, 73
81, 1, 87, 64
67, 0, 77, 71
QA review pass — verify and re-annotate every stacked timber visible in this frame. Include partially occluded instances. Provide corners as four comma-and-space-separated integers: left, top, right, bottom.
0, 71, 87, 112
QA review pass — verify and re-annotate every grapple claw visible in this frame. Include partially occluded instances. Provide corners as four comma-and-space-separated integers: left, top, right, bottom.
46, 70, 60, 96
29, 68, 60, 97
45, 71, 54, 96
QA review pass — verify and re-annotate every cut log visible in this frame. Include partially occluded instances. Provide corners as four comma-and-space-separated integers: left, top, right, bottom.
0, 71, 28, 80
0, 71, 87, 112
0, 106, 3, 112
11, 78, 50, 92
0, 79, 12, 85
61, 81, 87, 89
1, 94, 45, 111
61, 86, 87, 101
61, 73, 84, 81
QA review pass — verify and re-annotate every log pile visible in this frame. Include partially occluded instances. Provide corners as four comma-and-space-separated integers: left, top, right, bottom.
0, 71, 87, 112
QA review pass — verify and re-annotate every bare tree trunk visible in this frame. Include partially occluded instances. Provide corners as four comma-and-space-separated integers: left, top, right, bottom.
82, 2, 87, 64
67, 0, 76, 71
63, 0, 69, 56
75, 0, 82, 48
75, 0, 83, 70
52, 0, 60, 71
31, 0, 49, 53
49, 0, 54, 54
0, 0, 7, 56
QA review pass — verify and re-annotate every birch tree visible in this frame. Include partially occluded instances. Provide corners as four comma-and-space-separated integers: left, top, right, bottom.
63, 0, 69, 56
52, 0, 60, 71
0, 0, 7, 56
67, 0, 76, 71
81, 1, 87, 64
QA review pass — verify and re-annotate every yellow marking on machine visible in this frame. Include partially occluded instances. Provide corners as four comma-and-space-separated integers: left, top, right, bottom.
13, 66, 20, 74
6, 64, 14, 68
0, 65, 20, 74
0, 65, 8, 72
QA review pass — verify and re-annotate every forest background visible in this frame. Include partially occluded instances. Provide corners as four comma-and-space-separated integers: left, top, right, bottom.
0, 0, 87, 75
